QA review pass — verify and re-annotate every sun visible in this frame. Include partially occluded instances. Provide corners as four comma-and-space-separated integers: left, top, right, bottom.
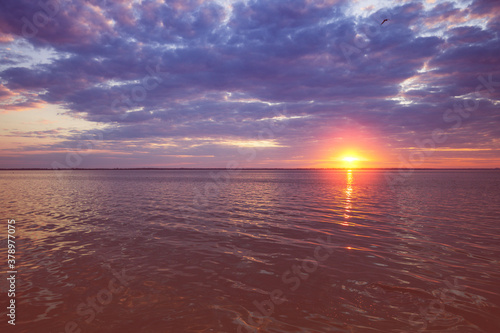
342, 156, 359, 163
339, 155, 362, 168
327, 149, 368, 169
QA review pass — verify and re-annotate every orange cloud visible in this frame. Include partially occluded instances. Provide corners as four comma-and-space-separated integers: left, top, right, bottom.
0, 85, 47, 113
0, 33, 14, 43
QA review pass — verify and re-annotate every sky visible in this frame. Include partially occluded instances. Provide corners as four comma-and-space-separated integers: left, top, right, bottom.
0, 0, 499, 169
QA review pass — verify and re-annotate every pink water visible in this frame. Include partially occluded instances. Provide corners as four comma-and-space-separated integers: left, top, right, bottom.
1, 170, 499, 332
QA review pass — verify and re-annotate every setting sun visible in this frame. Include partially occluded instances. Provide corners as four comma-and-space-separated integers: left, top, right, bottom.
339, 155, 362, 169
342, 156, 359, 163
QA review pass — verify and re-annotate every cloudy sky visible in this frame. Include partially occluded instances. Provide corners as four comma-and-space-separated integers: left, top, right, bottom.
0, 0, 499, 168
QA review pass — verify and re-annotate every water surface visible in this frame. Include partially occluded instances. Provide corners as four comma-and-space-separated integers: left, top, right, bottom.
1, 170, 499, 332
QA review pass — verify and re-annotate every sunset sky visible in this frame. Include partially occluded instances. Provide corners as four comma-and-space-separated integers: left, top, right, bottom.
0, 0, 499, 168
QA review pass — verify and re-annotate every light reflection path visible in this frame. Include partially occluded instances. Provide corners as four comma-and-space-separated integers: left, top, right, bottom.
343, 169, 353, 226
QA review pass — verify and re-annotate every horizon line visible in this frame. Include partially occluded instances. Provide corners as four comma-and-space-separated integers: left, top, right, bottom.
1, 167, 499, 171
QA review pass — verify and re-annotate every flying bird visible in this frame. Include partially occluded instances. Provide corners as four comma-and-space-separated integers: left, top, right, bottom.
381, 19, 389, 25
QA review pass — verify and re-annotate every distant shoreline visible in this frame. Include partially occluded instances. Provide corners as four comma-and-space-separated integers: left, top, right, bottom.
1, 168, 499, 171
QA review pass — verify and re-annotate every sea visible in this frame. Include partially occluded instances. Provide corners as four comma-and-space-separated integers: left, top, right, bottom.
1, 169, 499, 332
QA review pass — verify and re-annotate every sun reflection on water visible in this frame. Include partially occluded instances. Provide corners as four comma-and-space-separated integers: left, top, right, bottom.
343, 169, 353, 225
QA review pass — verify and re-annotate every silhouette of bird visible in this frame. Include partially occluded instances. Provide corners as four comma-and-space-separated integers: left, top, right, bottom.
381, 19, 389, 25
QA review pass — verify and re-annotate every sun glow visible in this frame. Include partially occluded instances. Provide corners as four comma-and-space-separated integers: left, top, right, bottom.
342, 156, 359, 163
340, 155, 362, 168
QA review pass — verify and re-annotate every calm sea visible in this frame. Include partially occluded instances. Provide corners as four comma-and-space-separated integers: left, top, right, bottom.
1, 170, 499, 332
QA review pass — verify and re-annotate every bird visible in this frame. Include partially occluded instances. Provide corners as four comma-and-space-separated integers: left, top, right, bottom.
381, 19, 389, 25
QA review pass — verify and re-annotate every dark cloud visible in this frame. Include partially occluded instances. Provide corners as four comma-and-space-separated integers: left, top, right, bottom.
447, 26, 494, 44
